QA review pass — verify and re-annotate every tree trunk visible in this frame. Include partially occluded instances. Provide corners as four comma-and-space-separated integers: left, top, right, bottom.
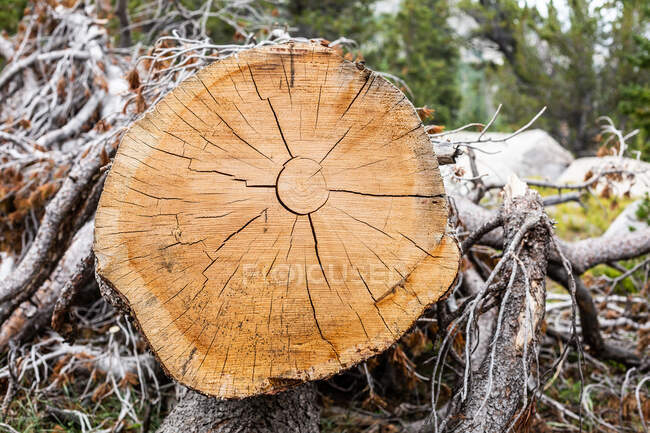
156, 385, 320, 433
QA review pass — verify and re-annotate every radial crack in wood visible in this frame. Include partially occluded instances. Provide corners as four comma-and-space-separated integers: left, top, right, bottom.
94, 42, 460, 398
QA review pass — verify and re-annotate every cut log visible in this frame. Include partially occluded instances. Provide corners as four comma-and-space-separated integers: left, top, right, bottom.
94, 41, 459, 398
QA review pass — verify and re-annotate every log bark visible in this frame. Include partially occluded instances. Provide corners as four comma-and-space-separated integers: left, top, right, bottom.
461, 266, 496, 371
156, 385, 320, 433
557, 228, 650, 275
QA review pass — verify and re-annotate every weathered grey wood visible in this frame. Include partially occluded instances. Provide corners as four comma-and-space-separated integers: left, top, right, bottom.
445, 182, 549, 433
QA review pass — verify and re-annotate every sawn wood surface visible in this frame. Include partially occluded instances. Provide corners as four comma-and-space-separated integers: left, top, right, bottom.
94, 41, 460, 398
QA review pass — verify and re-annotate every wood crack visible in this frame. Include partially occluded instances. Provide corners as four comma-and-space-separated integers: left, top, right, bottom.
340, 72, 371, 119
307, 214, 331, 291
330, 189, 445, 199
268, 99, 293, 158
333, 205, 394, 239
319, 126, 351, 164
304, 261, 341, 365
196, 75, 274, 162
247, 63, 263, 100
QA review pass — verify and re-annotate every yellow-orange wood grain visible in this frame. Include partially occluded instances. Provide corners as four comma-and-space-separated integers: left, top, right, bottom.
94, 42, 459, 398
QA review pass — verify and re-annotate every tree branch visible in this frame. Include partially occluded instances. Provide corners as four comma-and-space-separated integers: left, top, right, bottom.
444, 180, 550, 432
547, 264, 640, 366
0, 139, 112, 306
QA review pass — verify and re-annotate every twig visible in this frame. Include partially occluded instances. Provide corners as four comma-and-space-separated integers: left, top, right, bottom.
35, 91, 104, 149
542, 192, 582, 207
0, 49, 90, 89
461, 212, 502, 253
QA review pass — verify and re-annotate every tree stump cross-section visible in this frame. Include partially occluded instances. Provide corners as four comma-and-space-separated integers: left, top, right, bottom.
94, 41, 460, 398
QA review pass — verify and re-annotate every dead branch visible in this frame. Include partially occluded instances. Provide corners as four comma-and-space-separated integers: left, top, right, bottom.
453, 196, 503, 249
0, 140, 113, 308
0, 220, 94, 350
547, 264, 641, 366
557, 229, 650, 275
51, 248, 95, 340
0, 49, 91, 89
461, 211, 502, 253
34, 91, 104, 149
542, 192, 582, 206
441, 179, 550, 432
461, 266, 497, 372
455, 195, 650, 275
115, 0, 133, 48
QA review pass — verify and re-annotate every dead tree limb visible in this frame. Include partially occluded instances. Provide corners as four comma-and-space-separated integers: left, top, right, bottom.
35, 91, 104, 149
453, 196, 503, 249
115, 0, 133, 48
542, 192, 581, 206
461, 266, 496, 372
461, 211, 502, 253
456, 195, 650, 276
455, 194, 646, 365
444, 180, 550, 433
0, 140, 113, 309
51, 248, 95, 340
0, 49, 90, 89
0, 220, 94, 350
557, 229, 650, 275
547, 264, 641, 366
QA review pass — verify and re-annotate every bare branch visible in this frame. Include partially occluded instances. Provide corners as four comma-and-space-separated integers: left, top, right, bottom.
0, 138, 114, 306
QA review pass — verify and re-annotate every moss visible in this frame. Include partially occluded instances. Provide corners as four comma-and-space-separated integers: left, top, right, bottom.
554, 378, 583, 406
0, 0, 27, 36
533, 187, 634, 241
587, 263, 639, 294
636, 193, 650, 224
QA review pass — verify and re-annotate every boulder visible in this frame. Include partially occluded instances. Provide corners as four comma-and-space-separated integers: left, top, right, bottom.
557, 156, 650, 198
439, 129, 574, 194
604, 199, 648, 237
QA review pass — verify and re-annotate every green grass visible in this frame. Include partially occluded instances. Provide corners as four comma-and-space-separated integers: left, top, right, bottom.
540, 190, 634, 241
5, 385, 164, 432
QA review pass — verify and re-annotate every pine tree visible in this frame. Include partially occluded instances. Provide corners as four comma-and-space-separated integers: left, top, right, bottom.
462, 0, 649, 155
364, 0, 460, 125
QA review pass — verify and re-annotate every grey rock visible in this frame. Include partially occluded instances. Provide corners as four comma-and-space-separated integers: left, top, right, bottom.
605, 199, 648, 237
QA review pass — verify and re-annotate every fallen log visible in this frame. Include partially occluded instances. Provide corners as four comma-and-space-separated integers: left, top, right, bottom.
93, 41, 460, 429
